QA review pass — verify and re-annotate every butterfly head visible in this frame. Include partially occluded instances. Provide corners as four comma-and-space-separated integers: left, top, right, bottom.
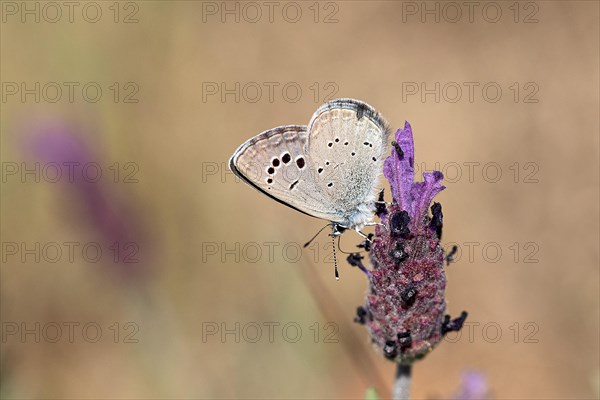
330, 223, 347, 238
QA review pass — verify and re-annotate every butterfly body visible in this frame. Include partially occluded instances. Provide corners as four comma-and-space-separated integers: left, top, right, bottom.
229, 98, 389, 232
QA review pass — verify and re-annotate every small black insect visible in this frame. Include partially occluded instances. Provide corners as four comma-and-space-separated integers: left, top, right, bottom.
391, 141, 404, 159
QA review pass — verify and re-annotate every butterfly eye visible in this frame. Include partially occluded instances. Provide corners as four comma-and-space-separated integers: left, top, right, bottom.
282, 153, 291, 164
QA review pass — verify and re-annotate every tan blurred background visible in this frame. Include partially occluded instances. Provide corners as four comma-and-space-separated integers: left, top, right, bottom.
1, 1, 598, 399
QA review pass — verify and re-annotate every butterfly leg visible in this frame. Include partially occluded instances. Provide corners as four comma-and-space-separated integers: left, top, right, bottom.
355, 228, 371, 240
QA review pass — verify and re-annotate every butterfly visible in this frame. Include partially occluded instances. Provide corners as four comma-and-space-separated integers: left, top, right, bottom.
229, 98, 389, 240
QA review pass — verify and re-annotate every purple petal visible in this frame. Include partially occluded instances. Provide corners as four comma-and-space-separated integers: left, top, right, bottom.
410, 171, 445, 222
383, 121, 415, 210
23, 121, 146, 279
27, 123, 91, 168
453, 371, 488, 400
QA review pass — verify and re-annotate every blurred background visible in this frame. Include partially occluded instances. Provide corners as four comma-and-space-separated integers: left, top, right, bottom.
1, 1, 598, 399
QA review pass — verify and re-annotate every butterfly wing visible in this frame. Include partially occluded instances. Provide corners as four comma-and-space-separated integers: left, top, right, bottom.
306, 98, 390, 228
229, 125, 343, 222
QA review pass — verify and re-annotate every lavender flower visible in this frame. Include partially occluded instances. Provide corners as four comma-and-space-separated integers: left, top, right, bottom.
452, 370, 489, 400
25, 121, 147, 279
353, 122, 467, 364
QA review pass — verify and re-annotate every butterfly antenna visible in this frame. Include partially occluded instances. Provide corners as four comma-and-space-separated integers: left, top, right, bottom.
303, 223, 331, 248
331, 234, 339, 281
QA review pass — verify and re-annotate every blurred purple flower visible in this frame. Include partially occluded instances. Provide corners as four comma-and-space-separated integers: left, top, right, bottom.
453, 371, 489, 400
25, 121, 145, 278
352, 122, 466, 363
